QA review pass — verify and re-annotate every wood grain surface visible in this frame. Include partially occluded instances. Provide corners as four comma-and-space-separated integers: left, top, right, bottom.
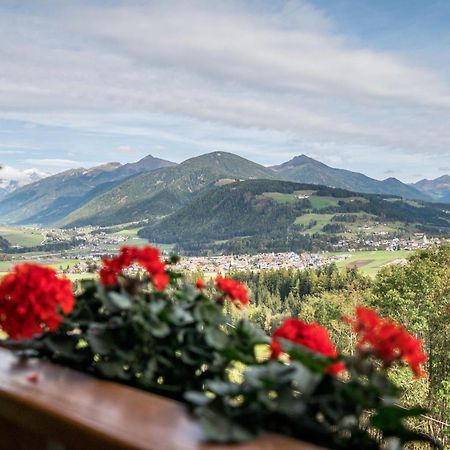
0, 348, 323, 450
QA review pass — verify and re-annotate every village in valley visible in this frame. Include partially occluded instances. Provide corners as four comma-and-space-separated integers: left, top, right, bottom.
0, 224, 443, 278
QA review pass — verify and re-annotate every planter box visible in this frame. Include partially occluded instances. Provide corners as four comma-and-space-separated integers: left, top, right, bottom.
0, 348, 322, 450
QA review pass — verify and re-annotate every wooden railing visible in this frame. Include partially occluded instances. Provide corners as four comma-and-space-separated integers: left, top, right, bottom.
0, 348, 322, 450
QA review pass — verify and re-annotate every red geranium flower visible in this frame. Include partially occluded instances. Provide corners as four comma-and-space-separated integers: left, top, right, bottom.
271, 318, 344, 375
345, 307, 427, 377
215, 276, 249, 306
196, 278, 206, 289
99, 246, 169, 291
0, 264, 74, 340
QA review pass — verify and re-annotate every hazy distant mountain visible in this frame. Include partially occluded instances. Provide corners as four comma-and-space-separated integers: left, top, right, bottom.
93, 154, 176, 183
0, 167, 50, 199
413, 175, 450, 203
0, 155, 175, 224
60, 151, 276, 227
271, 155, 432, 202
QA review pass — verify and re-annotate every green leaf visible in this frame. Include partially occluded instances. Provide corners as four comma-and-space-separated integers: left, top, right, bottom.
280, 338, 335, 373
148, 299, 167, 316
234, 320, 269, 346
131, 315, 152, 333
205, 380, 241, 396
87, 330, 115, 355
86, 334, 114, 355
184, 391, 213, 407
96, 360, 129, 380
167, 305, 194, 326
180, 350, 199, 365
205, 327, 229, 350
244, 361, 296, 389
194, 301, 223, 324
197, 407, 256, 443
150, 320, 170, 338
275, 390, 307, 416
372, 406, 426, 431
143, 359, 157, 381
108, 292, 132, 310
290, 361, 321, 395
43, 335, 81, 361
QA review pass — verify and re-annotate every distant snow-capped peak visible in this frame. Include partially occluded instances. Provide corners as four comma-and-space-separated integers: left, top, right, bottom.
0, 166, 50, 194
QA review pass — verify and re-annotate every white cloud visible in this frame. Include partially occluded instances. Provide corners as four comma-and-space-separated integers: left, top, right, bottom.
24, 158, 98, 168
0, 143, 40, 152
0, 165, 49, 182
117, 145, 139, 153
0, 166, 34, 182
0, 0, 449, 163
0, 149, 25, 155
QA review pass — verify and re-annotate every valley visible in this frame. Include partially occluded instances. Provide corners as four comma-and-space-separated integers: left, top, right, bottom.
0, 151, 449, 279
0, 222, 441, 279
1, 152, 448, 230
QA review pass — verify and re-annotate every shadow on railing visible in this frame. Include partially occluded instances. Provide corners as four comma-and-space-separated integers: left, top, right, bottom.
0, 348, 322, 450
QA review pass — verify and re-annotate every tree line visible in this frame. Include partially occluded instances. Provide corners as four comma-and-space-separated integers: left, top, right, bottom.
222, 244, 449, 447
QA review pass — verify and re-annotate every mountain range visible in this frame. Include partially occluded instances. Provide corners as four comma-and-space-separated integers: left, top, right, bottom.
58, 152, 275, 227
0, 151, 448, 229
413, 175, 450, 203
0, 155, 175, 224
271, 155, 431, 201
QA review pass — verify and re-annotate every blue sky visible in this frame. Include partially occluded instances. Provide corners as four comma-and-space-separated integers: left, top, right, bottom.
0, 0, 449, 182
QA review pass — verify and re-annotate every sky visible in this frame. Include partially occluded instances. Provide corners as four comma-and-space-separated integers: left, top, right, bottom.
0, 0, 450, 182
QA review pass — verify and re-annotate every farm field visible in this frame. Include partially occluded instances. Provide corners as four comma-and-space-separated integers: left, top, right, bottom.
260, 192, 300, 204
340, 218, 408, 237
294, 213, 334, 233
261, 191, 367, 211
0, 226, 44, 247
327, 250, 413, 276
0, 258, 80, 273
109, 226, 172, 249
307, 195, 340, 209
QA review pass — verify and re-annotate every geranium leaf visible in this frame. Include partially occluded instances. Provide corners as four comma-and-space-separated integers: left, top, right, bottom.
197, 407, 256, 443
205, 327, 229, 350
108, 292, 132, 310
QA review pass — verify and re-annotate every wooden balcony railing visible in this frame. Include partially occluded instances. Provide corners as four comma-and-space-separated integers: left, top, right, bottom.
0, 348, 323, 450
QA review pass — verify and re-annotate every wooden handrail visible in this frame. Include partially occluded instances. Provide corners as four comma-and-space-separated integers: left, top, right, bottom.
0, 348, 322, 450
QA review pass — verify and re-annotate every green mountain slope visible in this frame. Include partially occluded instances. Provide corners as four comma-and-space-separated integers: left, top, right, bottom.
139, 179, 450, 254
60, 152, 276, 227
271, 155, 432, 201
0, 155, 175, 225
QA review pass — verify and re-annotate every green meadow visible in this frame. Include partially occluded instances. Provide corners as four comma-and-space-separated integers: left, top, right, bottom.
329, 250, 413, 276
0, 226, 44, 247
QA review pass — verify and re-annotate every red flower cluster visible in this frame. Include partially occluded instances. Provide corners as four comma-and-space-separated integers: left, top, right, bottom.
196, 278, 206, 289
271, 318, 344, 375
99, 246, 169, 291
0, 264, 74, 340
345, 307, 427, 377
215, 276, 249, 306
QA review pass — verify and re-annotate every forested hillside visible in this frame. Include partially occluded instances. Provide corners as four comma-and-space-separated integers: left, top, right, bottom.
139, 179, 450, 254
